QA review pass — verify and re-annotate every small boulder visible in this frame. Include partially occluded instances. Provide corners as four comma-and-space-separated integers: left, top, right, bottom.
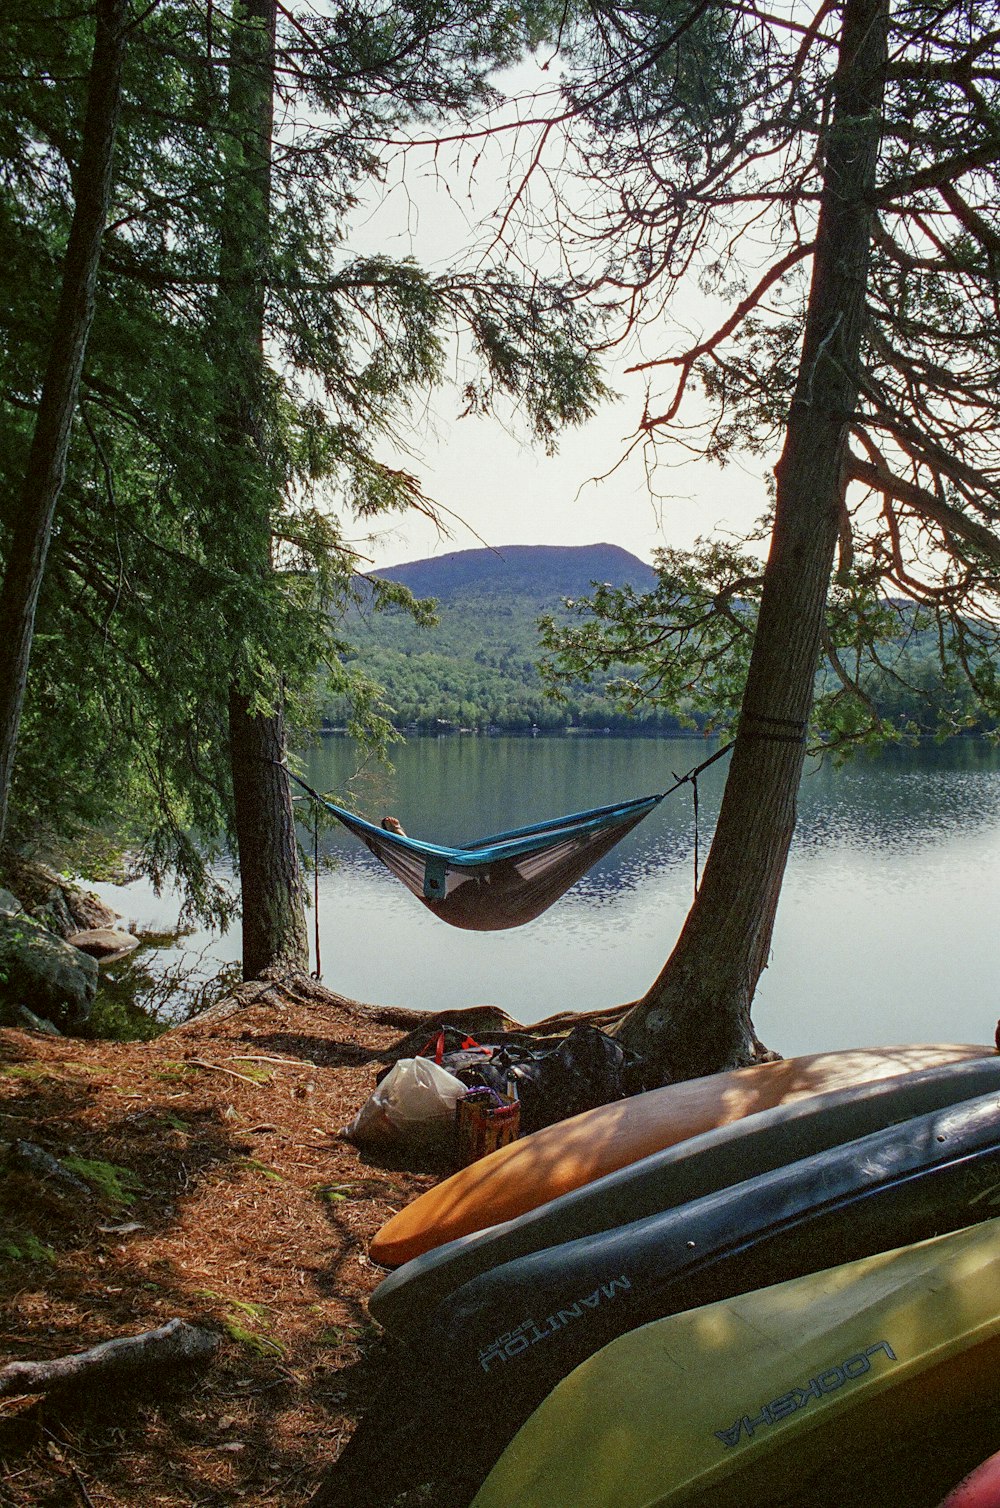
66, 889, 119, 932
1, 860, 120, 937
0, 890, 23, 918
67, 927, 140, 961
8, 1140, 92, 1194
0, 913, 98, 1031
8, 1004, 62, 1035
30, 887, 77, 938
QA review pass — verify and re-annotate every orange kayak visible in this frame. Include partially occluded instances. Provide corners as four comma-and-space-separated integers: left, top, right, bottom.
369, 1042, 994, 1267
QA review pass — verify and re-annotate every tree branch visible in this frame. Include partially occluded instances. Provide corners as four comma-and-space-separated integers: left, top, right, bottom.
847, 454, 1000, 569
0, 1319, 219, 1399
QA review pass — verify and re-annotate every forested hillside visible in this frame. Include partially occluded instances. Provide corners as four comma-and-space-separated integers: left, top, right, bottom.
323, 543, 684, 733
324, 542, 996, 738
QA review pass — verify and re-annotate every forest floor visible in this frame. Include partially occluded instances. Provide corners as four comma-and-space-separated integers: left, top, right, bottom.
0, 977, 450, 1507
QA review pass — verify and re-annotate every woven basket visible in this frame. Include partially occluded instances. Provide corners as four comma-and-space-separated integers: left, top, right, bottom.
455, 1089, 521, 1166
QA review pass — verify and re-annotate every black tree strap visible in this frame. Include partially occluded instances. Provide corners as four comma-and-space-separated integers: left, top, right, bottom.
275, 761, 326, 808
665, 741, 737, 899
662, 738, 734, 800
277, 762, 324, 978
741, 710, 808, 745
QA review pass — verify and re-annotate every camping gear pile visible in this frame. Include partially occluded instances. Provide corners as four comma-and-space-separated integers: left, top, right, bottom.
343, 1023, 642, 1155
314, 1042, 1000, 1507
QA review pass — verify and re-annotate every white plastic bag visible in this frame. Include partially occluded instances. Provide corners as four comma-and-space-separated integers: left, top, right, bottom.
343, 1057, 468, 1150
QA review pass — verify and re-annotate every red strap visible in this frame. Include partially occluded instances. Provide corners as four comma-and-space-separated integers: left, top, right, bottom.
417, 1029, 482, 1063
416, 1030, 446, 1063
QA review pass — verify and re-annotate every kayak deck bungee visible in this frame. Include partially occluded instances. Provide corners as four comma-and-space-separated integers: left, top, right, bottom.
369, 1043, 994, 1267
370, 1055, 1000, 1335
314, 1086, 1000, 1507
471, 1217, 1000, 1508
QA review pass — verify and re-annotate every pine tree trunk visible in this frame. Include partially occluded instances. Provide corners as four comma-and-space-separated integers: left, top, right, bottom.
228, 688, 309, 980
218, 0, 308, 980
619, 0, 889, 1082
0, 0, 127, 847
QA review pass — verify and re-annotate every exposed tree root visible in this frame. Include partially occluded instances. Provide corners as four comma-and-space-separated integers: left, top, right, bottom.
0, 1318, 219, 1399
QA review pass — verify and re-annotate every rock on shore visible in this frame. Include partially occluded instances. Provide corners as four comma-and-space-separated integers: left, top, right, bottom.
0, 870, 137, 1035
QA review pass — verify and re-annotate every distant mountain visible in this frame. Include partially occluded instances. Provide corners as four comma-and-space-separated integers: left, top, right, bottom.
373, 542, 658, 601
324, 543, 677, 734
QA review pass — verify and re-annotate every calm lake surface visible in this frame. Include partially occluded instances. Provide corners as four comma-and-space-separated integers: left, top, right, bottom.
96, 736, 1000, 1056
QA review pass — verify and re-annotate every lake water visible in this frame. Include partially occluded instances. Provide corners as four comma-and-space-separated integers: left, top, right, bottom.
93, 735, 1000, 1056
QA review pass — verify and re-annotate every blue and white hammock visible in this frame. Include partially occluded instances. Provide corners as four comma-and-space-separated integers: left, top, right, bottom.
288, 742, 730, 932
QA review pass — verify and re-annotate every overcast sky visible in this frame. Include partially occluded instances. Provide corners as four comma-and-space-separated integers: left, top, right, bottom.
333, 65, 772, 573
354, 366, 769, 573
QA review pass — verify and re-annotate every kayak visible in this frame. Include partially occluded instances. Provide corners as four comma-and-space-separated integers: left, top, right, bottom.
471, 1217, 1000, 1508
369, 1043, 993, 1267
315, 1087, 1000, 1507
939, 1450, 1000, 1507
370, 1055, 1000, 1335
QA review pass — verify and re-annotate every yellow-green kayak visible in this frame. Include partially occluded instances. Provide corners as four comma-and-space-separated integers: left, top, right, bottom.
471, 1217, 1000, 1508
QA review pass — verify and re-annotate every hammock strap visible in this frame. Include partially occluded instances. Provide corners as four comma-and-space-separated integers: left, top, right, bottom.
660, 743, 737, 900
659, 738, 734, 800
312, 803, 322, 980
290, 784, 324, 977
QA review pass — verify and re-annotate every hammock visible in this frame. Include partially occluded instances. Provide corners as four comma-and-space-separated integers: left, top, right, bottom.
287, 741, 735, 932
311, 790, 665, 931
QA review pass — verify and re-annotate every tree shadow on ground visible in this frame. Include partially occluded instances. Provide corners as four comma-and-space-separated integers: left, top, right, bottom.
0, 1023, 417, 1507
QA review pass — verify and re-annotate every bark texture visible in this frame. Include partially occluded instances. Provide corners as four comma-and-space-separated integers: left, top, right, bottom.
0, 1319, 218, 1399
229, 689, 309, 979
0, 0, 127, 846
219, 0, 309, 979
619, 0, 890, 1082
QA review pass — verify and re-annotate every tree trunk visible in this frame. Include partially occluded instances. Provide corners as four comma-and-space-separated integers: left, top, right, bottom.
619, 0, 889, 1082
228, 688, 309, 979
0, 0, 127, 847
219, 0, 309, 979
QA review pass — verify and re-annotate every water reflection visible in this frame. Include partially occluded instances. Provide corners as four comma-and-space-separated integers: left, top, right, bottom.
795, 744, 1000, 853
301, 736, 1000, 1051
91, 736, 1000, 1054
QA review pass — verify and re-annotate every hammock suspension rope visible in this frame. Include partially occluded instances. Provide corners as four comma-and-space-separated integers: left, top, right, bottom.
312, 803, 322, 980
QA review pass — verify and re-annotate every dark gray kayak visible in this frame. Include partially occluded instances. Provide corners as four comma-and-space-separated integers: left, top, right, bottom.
369, 1055, 1000, 1336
